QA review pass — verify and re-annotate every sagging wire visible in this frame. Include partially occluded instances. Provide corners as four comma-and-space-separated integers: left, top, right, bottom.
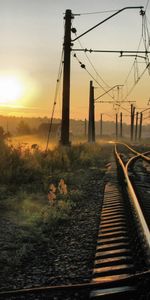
45, 49, 64, 152
134, 57, 139, 83
123, 62, 150, 101
73, 52, 116, 101
145, 0, 150, 11
123, 10, 150, 101
142, 12, 150, 74
115, 103, 130, 114
72, 29, 111, 89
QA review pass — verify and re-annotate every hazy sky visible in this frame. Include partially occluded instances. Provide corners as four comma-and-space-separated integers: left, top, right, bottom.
0, 0, 150, 123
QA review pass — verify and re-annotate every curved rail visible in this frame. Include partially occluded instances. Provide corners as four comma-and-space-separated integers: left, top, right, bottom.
115, 144, 150, 259
115, 142, 150, 162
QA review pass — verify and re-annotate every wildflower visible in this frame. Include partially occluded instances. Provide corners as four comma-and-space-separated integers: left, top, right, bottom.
58, 179, 68, 195
48, 183, 56, 205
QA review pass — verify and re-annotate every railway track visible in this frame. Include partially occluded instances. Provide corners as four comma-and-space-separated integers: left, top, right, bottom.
0, 143, 150, 299
90, 143, 150, 299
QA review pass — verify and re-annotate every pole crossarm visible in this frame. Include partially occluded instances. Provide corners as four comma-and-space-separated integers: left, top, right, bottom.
140, 107, 150, 113
143, 115, 150, 120
71, 49, 150, 54
115, 103, 130, 113
72, 6, 144, 42
95, 84, 123, 101
95, 100, 136, 104
120, 54, 148, 59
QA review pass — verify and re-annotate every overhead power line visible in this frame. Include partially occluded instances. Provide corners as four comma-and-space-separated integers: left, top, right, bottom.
145, 0, 150, 10
122, 11, 150, 100
75, 10, 118, 16
72, 48, 150, 54
73, 31, 110, 89
73, 53, 116, 100
123, 63, 150, 101
72, 6, 143, 42
45, 49, 64, 152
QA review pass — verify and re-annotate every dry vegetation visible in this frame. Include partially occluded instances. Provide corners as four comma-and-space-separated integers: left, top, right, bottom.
0, 138, 112, 290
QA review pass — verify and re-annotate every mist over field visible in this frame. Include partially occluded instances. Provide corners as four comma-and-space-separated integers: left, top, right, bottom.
0, 115, 150, 141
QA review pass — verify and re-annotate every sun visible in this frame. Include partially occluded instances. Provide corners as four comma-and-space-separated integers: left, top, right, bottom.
0, 75, 24, 105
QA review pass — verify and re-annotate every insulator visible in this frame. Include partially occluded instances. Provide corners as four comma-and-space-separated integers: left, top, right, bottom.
81, 64, 85, 69
140, 9, 145, 16
71, 27, 77, 34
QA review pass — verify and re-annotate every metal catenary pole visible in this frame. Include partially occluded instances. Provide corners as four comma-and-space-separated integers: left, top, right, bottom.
88, 81, 95, 142
139, 112, 143, 141
130, 104, 135, 141
116, 113, 118, 140
135, 111, 139, 141
120, 112, 123, 138
84, 118, 87, 137
100, 113, 103, 137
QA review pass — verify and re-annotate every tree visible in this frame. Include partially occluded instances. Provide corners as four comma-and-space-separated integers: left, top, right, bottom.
17, 121, 31, 135
0, 126, 5, 142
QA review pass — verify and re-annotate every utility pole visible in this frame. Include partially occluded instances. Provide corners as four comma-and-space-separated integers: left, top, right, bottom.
116, 113, 118, 140
59, 7, 143, 146
100, 113, 103, 137
84, 118, 87, 137
88, 81, 95, 142
131, 104, 133, 141
130, 104, 135, 142
6, 119, 9, 133
60, 9, 73, 146
135, 112, 139, 141
120, 112, 123, 139
139, 112, 143, 141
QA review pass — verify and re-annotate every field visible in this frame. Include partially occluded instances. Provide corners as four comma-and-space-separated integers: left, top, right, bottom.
0, 137, 113, 291
7, 134, 121, 152
7, 134, 56, 151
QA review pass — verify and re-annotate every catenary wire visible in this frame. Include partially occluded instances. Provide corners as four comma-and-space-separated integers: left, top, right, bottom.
123, 63, 150, 101
75, 10, 118, 16
145, 0, 150, 10
45, 49, 63, 152
73, 31, 111, 89
73, 53, 117, 101
122, 12, 150, 100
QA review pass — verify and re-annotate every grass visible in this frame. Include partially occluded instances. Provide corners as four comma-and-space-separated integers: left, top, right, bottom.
0, 139, 112, 274
7, 134, 57, 151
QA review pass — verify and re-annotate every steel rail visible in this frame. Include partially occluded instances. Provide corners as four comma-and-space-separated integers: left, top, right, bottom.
116, 141, 150, 162
1, 270, 150, 298
115, 145, 150, 259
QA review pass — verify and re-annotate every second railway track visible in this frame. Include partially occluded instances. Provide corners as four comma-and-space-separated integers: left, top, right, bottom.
90, 154, 149, 299
90, 142, 150, 299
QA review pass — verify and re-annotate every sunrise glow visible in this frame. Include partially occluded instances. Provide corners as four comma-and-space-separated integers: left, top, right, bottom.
0, 75, 24, 105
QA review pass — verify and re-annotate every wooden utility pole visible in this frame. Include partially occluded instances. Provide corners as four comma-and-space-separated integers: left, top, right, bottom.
84, 118, 87, 137
120, 112, 123, 138
139, 112, 143, 141
88, 81, 95, 142
116, 113, 118, 140
135, 112, 139, 141
100, 113, 103, 137
131, 104, 135, 141
60, 10, 73, 146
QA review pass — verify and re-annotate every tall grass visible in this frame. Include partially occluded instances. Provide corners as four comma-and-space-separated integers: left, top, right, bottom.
0, 140, 111, 268
0, 140, 109, 188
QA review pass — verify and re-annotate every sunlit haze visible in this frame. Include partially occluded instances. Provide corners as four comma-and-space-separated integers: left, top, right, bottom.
0, 74, 24, 105
0, 0, 150, 124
